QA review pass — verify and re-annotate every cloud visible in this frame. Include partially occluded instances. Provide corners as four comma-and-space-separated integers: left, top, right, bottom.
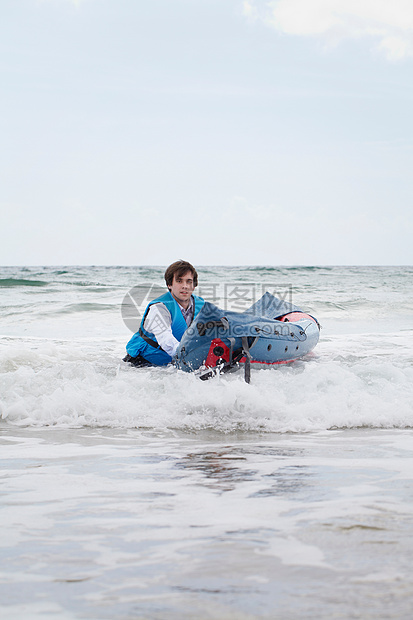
243, 1, 259, 20
246, 0, 413, 60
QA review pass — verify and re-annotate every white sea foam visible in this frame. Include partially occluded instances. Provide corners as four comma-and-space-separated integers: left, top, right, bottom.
1, 331, 412, 432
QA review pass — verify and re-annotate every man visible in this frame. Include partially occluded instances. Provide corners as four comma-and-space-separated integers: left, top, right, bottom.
124, 260, 204, 367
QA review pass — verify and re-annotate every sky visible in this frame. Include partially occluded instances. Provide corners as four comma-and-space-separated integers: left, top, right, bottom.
1, 0, 412, 266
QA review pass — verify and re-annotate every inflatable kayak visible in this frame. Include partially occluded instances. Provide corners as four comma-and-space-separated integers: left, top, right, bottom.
174, 292, 320, 382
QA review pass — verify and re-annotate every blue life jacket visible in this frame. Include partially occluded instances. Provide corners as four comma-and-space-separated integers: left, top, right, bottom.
126, 291, 204, 366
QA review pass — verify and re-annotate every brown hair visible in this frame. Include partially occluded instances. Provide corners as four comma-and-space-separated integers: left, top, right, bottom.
164, 260, 198, 288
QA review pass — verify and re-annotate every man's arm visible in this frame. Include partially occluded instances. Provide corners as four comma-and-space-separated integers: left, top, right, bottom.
144, 303, 179, 357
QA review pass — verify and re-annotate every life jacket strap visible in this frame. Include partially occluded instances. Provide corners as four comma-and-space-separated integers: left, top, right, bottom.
138, 328, 162, 350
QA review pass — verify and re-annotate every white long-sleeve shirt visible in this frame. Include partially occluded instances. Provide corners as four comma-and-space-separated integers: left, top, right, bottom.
144, 298, 194, 357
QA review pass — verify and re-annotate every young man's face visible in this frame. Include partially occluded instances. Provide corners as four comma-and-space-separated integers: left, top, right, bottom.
169, 270, 195, 306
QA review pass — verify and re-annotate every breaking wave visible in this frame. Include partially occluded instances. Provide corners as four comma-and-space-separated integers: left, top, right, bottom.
1, 334, 412, 433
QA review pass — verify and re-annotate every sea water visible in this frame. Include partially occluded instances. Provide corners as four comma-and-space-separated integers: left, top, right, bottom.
1, 266, 413, 619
